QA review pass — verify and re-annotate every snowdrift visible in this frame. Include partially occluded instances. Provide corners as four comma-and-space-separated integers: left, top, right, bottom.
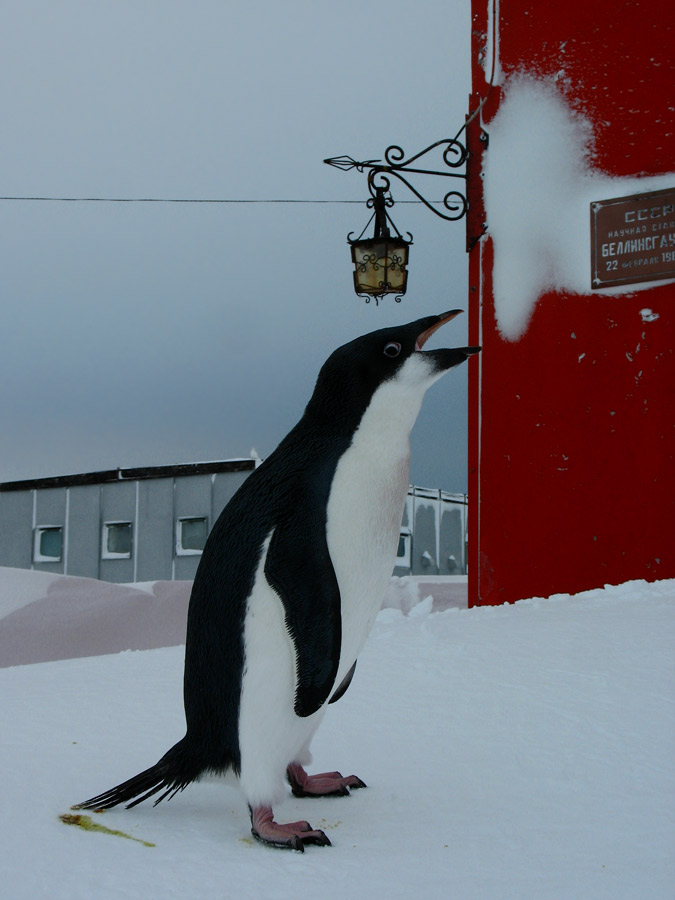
0, 568, 467, 667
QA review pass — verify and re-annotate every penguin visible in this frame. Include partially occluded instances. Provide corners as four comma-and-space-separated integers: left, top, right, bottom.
76, 309, 480, 851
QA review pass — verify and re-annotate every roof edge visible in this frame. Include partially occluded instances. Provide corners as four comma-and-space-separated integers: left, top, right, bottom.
0, 459, 257, 492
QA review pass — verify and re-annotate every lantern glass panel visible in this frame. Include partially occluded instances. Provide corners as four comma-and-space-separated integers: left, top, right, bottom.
350, 238, 409, 296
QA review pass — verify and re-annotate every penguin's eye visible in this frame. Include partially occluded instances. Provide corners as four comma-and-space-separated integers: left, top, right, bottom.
383, 341, 401, 358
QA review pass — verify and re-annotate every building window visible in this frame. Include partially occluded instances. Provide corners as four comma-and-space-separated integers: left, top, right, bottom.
102, 522, 133, 559
34, 526, 63, 562
176, 517, 208, 556
396, 529, 411, 568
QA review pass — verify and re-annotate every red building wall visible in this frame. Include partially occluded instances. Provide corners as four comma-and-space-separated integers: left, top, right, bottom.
467, 0, 674, 605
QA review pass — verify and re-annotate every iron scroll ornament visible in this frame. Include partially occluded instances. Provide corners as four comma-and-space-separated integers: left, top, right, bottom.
324, 137, 468, 222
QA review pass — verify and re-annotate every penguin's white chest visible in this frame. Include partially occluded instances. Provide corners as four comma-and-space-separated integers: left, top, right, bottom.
326, 377, 425, 685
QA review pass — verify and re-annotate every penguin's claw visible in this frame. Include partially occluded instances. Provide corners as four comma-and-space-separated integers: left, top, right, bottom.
287, 763, 367, 798
249, 806, 331, 851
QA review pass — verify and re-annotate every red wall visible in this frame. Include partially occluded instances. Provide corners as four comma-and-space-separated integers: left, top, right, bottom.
467, 0, 674, 605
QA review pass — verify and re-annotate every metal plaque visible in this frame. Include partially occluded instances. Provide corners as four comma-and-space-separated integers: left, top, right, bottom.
590, 186, 675, 289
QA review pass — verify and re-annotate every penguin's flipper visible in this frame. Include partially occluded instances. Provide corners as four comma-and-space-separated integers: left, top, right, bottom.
265, 515, 341, 718
328, 660, 357, 704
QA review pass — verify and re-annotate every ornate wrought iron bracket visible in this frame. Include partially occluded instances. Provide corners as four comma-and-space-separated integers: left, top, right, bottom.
324, 137, 468, 222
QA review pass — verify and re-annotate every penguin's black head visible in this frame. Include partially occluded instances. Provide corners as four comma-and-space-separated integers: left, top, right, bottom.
308, 310, 480, 422
322, 308, 479, 384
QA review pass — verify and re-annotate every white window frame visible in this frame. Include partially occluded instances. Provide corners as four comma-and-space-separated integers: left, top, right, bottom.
175, 516, 209, 557
102, 521, 133, 560
33, 525, 63, 563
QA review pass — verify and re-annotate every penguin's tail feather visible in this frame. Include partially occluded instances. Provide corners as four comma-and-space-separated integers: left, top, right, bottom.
74, 738, 204, 811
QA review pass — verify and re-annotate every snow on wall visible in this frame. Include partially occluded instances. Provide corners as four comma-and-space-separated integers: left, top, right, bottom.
483, 74, 675, 341
481, 0, 502, 86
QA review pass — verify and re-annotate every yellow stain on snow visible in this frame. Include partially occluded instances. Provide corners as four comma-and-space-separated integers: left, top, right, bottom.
59, 812, 155, 848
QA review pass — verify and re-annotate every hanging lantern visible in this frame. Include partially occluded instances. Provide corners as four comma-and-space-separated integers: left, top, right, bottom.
348, 187, 412, 303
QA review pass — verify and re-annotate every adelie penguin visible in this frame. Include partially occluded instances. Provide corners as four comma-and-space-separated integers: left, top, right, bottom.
76, 309, 480, 851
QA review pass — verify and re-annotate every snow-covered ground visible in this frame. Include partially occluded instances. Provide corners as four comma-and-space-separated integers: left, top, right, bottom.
1, 568, 673, 899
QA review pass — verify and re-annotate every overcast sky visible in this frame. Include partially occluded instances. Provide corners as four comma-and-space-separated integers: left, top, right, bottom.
0, 0, 472, 491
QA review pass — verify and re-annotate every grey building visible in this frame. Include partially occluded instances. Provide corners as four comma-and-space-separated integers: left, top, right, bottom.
394, 486, 468, 577
0, 460, 256, 583
0, 461, 468, 583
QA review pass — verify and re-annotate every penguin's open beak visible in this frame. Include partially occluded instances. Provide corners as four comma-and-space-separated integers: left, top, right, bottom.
414, 310, 481, 364
415, 309, 464, 350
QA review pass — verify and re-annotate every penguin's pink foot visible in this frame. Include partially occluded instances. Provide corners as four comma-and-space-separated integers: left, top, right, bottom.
249, 805, 331, 852
287, 763, 367, 798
